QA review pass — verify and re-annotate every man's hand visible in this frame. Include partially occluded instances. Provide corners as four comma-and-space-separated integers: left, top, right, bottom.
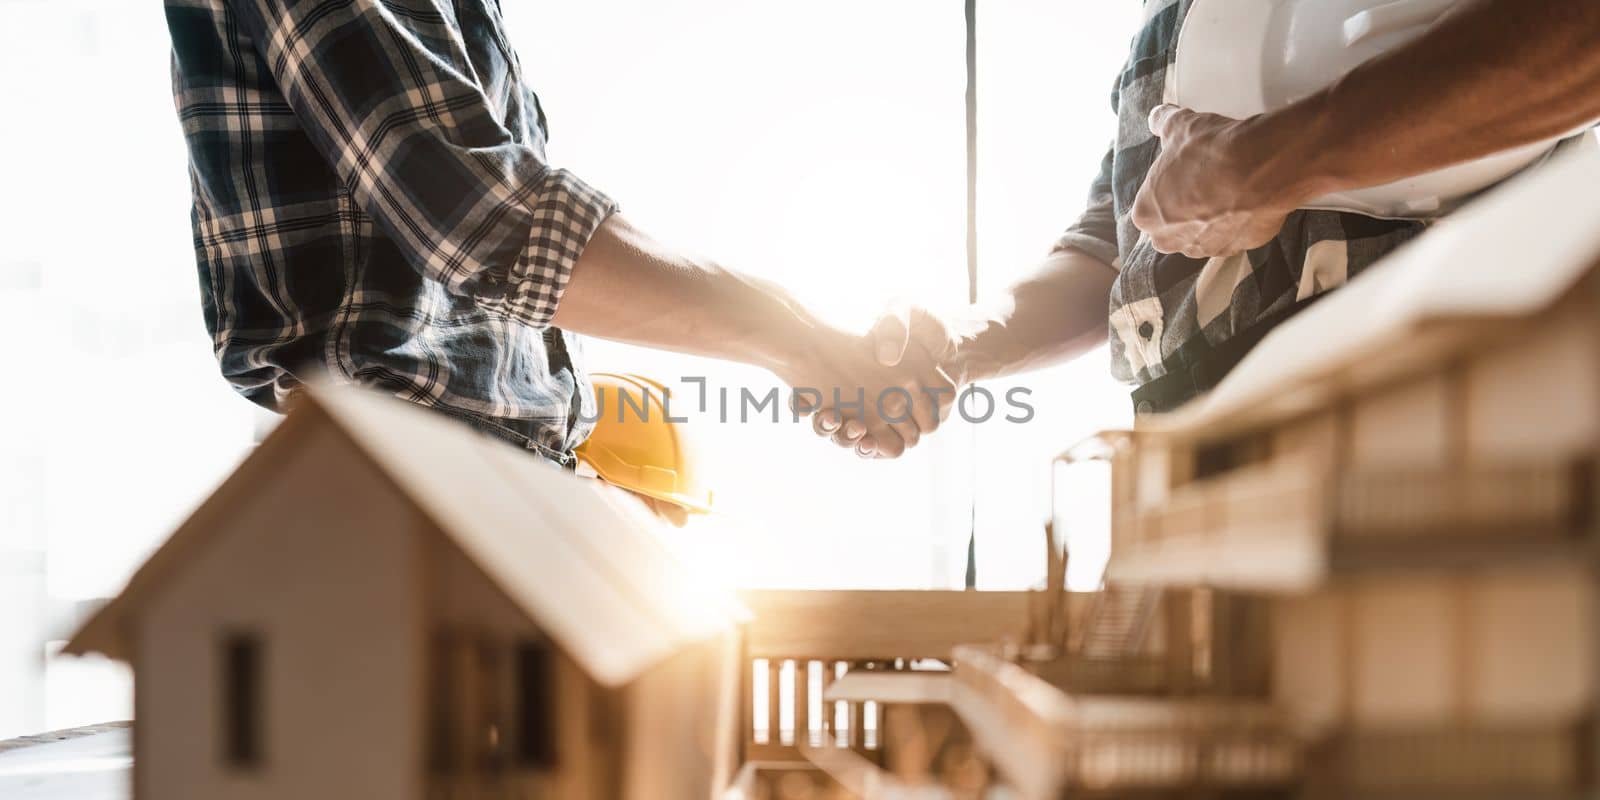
807, 246, 1122, 459
1131, 104, 1314, 259
1136, 0, 1600, 261
810, 305, 967, 458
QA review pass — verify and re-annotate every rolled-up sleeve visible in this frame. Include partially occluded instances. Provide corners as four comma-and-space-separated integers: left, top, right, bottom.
1051, 144, 1121, 269
230, 0, 614, 327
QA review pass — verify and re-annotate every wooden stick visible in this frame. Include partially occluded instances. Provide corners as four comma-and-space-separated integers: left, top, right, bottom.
1045, 522, 1067, 647
768, 659, 784, 746
796, 659, 811, 748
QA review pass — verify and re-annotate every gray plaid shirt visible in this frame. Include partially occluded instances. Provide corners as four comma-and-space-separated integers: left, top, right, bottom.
166, 0, 615, 459
1055, 0, 1425, 413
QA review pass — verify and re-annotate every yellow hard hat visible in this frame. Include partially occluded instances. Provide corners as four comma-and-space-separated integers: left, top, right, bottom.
575, 373, 713, 515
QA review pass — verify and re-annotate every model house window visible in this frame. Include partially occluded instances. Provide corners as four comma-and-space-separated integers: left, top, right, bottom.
1193, 434, 1272, 482
430, 630, 545, 776
427, 631, 462, 774
221, 633, 263, 768
514, 641, 557, 769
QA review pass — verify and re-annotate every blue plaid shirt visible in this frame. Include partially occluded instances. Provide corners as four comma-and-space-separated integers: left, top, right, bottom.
166, 0, 615, 460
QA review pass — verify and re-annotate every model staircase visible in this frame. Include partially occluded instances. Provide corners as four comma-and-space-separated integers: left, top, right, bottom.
1072, 586, 1161, 658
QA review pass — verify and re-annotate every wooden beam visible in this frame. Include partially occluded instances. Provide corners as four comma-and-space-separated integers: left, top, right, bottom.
823, 671, 952, 706
740, 590, 1029, 661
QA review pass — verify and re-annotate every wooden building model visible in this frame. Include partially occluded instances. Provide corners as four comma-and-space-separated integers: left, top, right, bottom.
1053, 142, 1600, 796
64, 383, 745, 800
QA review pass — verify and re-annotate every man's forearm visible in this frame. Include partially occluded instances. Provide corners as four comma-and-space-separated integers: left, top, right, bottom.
1243, 0, 1600, 202
552, 215, 819, 373
557, 215, 958, 458
957, 248, 1117, 383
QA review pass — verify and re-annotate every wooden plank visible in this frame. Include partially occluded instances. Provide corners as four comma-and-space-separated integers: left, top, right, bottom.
821, 662, 837, 746
740, 656, 755, 756
0, 723, 130, 756
767, 659, 783, 746
948, 646, 1068, 800
740, 590, 1029, 661
949, 644, 1295, 798
1328, 533, 1589, 573
823, 672, 952, 706
724, 760, 848, 800
798, 740, 916, 796
795, 660, 811, 749
0, 727, 131, 800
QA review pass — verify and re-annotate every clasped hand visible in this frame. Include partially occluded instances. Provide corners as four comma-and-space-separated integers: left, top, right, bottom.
1131, 104, 1309, 259
785, 306, 965, 459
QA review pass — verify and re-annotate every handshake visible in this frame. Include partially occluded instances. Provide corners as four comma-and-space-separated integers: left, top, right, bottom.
779, 305, 978, 460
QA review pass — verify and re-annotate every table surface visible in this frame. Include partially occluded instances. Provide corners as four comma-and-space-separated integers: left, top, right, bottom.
0, 724, 131, 800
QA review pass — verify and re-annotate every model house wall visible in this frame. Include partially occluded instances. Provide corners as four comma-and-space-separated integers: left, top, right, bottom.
135, 422, 424, 800
1275, 568, 1597, 794
1460, 291, 1600, 463
1122, 279, 1593, 492
615, 628, 743, 799
1272, 566, 1595, 733
423, 528, 611, 799
1031, 586, 1271, 699
1094, 276, 1600, 591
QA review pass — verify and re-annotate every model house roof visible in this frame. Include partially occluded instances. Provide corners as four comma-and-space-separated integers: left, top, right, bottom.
1147, 137, 1600, 443
66, 382, 745, 688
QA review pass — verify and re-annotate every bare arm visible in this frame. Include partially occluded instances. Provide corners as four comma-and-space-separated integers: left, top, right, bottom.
553, 215, 954, 458
1133, 0, 1600, 256
817, 138, 1121, 454
552, 215, 815, 369
816, 246, 1116, 452
958, 146, 1122, 382
954, 247, 1118, 383
1283, 0, 1600, 197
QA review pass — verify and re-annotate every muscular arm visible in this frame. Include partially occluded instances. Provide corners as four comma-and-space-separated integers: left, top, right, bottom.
552, 215, 815, 370
817, 246, 1115, 454
954, 145, 1122, 383
1134, 0, 1600, 256
1260, 0, 1600, 200
955, 247, 1118, 383
554, 215, 954, 458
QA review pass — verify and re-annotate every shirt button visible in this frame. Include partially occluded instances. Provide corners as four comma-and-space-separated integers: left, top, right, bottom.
1138, 321, 1155, 339
1136, 400, 1154, 415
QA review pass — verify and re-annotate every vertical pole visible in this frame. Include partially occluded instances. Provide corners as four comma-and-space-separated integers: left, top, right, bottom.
963, 0, 980, 590
964, 0, 978, 304
821, 661, 837, 745
796, 660, 811, 748
767, 659, 783, 747
741, 656, 755, 751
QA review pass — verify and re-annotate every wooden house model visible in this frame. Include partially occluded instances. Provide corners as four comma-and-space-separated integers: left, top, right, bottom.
1051, 142, 1600, 796
64, 383, 745, 800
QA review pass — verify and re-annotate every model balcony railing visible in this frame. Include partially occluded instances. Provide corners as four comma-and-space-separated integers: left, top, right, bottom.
737, 590, 1030, 762
1120, 461, 1325, 550
1117, 458, 1593, 561
1312, 722, 1590, 793
950, 644, 1300, 798
1022, 654, 1172, 696
1334, 458, 1593, 539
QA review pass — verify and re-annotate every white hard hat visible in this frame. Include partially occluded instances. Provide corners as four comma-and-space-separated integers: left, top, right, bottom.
1173, 0, 1588, 219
